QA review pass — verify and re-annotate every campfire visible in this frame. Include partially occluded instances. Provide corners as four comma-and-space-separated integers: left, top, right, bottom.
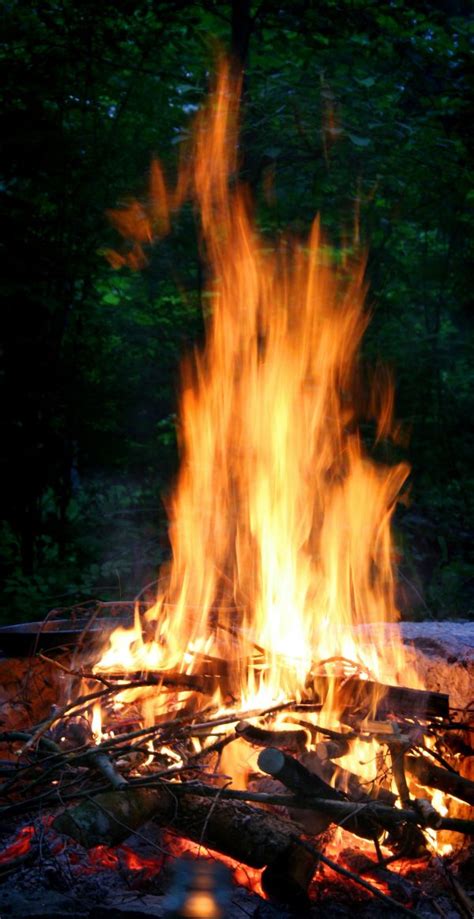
0, 62, 473, 918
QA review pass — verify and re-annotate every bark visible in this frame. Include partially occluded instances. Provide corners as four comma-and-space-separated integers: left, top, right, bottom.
53, 785, 296, 857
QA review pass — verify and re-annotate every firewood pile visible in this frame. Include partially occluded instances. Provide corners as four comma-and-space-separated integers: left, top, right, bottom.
0, 608, 473, 918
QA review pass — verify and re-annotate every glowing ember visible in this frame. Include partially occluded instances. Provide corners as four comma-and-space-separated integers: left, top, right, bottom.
0, 820, 164, 879
0, 825, 34, 864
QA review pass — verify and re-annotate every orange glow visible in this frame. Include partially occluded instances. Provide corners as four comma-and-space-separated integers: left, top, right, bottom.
163, 832, 264, 898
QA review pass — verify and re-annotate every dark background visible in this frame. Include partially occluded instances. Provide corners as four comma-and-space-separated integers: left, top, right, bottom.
1, 0, 472, 623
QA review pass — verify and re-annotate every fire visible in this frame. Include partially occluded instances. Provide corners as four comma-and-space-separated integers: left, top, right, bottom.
100, 60, 417, 720
0, 821, 164, 880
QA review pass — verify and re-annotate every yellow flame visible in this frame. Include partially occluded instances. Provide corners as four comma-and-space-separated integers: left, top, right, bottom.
91, 702, 103, 743
98, 60, 418, 723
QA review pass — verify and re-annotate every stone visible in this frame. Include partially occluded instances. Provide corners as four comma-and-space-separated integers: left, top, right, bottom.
356, 620, 474, 710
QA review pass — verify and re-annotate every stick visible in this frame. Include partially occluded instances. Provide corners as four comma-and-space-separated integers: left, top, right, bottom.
5, 773, 474, 836
388, 740, 412, 808
160, 782, 474, 834
87, 751, 128, 790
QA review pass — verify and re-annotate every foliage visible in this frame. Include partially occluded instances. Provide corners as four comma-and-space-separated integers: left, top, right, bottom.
0, 1, 472, 621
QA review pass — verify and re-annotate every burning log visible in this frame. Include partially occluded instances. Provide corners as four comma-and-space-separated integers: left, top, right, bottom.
168, 781, 474, 836
300, 750, 397, 806
314, 737, 351, 759
100, 669, 220, 694
386, 740, 428, 856
306, 675, 450, 720
388, 740, 412, 809
54, 786, 318, 905
257, 747, 382, 840
406, 754, 474, 806
235, 720, 308, 753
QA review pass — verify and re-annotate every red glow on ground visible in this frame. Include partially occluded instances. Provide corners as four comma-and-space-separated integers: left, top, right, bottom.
0, 825, 35, 864
0, 821, 163, 880
162, 832, 264, 897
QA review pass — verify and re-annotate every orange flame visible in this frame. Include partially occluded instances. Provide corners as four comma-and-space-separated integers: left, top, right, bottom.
98, 61, 418, 723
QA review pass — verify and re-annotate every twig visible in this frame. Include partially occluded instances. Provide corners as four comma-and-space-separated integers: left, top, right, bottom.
388, 740, 412, 808
38, 653, 115, 688
22, 677, 206, 753
87, 751, 127, 789
21, 686, 133, 751
0, 731, 61, 754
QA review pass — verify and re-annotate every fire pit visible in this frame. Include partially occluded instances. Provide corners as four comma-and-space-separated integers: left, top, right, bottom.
0, 625, 472, 917
0, 63, 473, 917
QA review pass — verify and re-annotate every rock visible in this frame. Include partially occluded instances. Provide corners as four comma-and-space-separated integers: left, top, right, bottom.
356, 621, 474, 710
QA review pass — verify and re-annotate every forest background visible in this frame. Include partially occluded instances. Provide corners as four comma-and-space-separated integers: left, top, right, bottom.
1, 0, 472, 623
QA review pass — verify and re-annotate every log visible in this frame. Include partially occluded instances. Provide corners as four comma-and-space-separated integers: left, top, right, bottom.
53, 780, 474, 854
257, 748, 342, 800
305, 675, 449, 719
102, 656, 248, 698
53, 786, 160, 846
235, 720, 308, 753
257, 747, 382, 840
169, 782, 474, 836
300, 750, 397, 806
388, 741, 412, 809
314, 738, 351, 760
54, 786, 318, 904
406, 754, 474, 806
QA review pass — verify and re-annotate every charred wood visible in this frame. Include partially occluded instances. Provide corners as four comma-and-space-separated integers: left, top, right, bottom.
406, 754, 474, 806
235, 720, 308, 753
386, 740, 427, 856
388, 741, 412, 809
300, 750, 397, 806
257, 747, 382, 840
305, 675, 449, 719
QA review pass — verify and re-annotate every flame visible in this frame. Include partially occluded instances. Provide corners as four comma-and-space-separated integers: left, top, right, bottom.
99, 61, 416, 719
